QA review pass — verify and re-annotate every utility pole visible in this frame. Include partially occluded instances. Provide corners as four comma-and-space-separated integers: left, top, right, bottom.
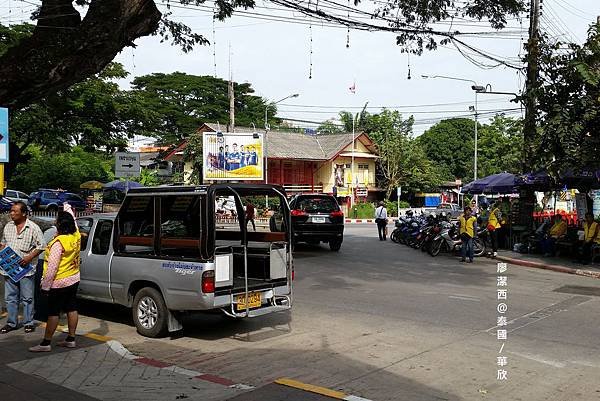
228, 79, 235, 133
523, 0, 541, 172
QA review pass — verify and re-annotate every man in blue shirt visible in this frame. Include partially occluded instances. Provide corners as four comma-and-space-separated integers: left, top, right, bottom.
228, 144, 241, 170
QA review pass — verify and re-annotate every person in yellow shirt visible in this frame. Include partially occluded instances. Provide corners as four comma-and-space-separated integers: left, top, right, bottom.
486, 202, 502, 258
577, 213, 599, 264
540, 214, 567, 257
458, 206, 477, 263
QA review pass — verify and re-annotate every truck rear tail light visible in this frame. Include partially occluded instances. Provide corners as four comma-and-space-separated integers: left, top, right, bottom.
291, 209, 308, 217
201, 271, 215, 293
330, 210, 344, 218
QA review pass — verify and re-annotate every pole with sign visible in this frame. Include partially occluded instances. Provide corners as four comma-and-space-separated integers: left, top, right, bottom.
115, 152, 141, 178
397, 186, 401, 218
0, 108, 9, 195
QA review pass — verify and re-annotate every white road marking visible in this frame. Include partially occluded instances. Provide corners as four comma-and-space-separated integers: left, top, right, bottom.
509, 351, 566, 368
448, 295, 481, 302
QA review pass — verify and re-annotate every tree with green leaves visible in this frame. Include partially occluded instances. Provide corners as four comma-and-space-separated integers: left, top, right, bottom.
0, 1, 525, 110
131, 73, 271, 143
535, 24, 600, 174
418, 117, 477, 181
340, 109, 443, 197
10, 146, 113, 193
477, 115, 523, 177
7, 62, 154, 181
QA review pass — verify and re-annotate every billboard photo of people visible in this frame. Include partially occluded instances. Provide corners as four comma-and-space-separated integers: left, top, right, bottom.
203, 132, 264, 181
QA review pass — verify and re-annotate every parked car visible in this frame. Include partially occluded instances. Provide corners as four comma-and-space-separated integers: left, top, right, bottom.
434, 203, 463, 219
0, 196, 14, 212
4, 189, 29, 203
28, 189, 87, 211
271, 193, 344, 251
75, 184, 293, 338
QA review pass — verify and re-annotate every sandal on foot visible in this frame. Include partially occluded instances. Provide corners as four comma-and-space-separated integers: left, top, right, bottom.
0, 324, 16, 334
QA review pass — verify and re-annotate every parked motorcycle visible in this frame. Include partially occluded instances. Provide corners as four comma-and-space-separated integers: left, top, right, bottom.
428, 221, 486, 257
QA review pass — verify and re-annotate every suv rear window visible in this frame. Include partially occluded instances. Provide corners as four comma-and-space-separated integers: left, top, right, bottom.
295, 196, 339, 213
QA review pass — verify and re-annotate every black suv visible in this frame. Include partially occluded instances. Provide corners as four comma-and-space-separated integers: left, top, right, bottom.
271, 194, 344, 251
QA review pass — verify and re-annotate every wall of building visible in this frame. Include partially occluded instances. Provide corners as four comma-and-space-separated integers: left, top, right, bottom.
316, 140, 377, 194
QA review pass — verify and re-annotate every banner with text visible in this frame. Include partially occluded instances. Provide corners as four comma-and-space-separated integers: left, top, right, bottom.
203, 132, 264, 181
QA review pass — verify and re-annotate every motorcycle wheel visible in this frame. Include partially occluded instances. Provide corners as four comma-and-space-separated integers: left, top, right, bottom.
474, 238, 486, 257
391, 230, 400, 243
429, 239, 442, 257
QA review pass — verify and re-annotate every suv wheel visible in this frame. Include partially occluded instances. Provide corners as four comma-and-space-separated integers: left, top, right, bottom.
329, 239, 342, 252
132, 287, 169, 338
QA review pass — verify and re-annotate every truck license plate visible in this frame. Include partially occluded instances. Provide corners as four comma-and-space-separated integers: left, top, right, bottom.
236, 292, 262, 310
312, 217, 326, 223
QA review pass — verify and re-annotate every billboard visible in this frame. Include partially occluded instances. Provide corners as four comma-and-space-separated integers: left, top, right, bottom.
203, 132, 264, 181
0, 108, 8, 163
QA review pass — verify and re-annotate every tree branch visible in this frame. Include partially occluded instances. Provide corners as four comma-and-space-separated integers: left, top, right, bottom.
0, 0, 161, 109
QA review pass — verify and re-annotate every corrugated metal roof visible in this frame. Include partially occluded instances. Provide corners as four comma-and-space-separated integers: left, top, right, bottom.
202, 123, 361, 160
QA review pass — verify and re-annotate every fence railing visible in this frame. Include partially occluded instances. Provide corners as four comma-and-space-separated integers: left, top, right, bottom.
283, 184, 323, 193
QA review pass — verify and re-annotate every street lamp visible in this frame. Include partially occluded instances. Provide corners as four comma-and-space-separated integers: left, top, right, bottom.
263, 93, 299, 208
422, 75, 482, 182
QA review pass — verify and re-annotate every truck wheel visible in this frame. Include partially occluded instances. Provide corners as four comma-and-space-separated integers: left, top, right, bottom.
329, 239, 342, 251
132, 287, 168, 338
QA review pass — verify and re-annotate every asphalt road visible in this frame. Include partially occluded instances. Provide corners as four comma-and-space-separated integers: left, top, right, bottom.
59, 225, 600, 400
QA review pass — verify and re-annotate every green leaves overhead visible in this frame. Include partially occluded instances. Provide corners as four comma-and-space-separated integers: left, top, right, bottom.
536, 24, 600, 173
131, 73, 270, 143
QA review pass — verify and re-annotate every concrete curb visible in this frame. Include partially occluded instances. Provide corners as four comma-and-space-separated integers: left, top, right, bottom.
275, 378, 372, 401
345, 218, 394, 224
495, 255, 600, 279
40, 323, 256, 391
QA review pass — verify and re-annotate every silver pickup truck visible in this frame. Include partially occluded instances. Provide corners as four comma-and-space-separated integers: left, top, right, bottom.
76, 184, 293, 338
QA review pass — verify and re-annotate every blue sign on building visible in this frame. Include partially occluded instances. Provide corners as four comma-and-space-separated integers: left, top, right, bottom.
0, 108, 8, 163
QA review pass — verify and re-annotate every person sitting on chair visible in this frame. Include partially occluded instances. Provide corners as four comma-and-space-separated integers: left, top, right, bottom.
540, 214, 567, 257
577, 213, 599, 264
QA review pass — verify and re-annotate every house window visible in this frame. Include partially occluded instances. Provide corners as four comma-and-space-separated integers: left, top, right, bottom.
358, 164, 369, 170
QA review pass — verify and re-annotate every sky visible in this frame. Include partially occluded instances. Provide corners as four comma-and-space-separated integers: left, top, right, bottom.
1, 0, 599, 138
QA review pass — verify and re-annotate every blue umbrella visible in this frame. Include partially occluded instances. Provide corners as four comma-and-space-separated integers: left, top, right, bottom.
481, 172, 517, 194
103, 180, 144, 192
462, 173, 517, 195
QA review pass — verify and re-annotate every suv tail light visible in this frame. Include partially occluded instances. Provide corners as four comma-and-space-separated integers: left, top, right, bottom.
330, 210, 344, 218
201, 271, 215, 293
291, 209, 308, 217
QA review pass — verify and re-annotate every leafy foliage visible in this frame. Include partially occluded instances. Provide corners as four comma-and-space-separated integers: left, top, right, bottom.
418, 116, 523, 181
536, 24, 600, 173
11, 146, 113, 193
131, 73, 271, 143
341, 109, 444, 197
418, 117, 477, 181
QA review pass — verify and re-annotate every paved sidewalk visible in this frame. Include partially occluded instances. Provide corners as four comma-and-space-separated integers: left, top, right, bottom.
495, 250, 600, 279
0, 326, 248, 401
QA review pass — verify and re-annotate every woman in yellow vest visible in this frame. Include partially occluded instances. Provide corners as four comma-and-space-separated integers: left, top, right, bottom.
578, 212, 599, 264
29, 204, 81, 352
458, 206, 478, 263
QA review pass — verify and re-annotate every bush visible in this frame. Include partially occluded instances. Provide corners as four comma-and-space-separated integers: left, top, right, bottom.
398, 200, 410, 208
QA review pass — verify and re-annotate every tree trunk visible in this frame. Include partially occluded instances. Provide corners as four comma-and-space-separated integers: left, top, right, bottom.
0, 0, 161, 109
